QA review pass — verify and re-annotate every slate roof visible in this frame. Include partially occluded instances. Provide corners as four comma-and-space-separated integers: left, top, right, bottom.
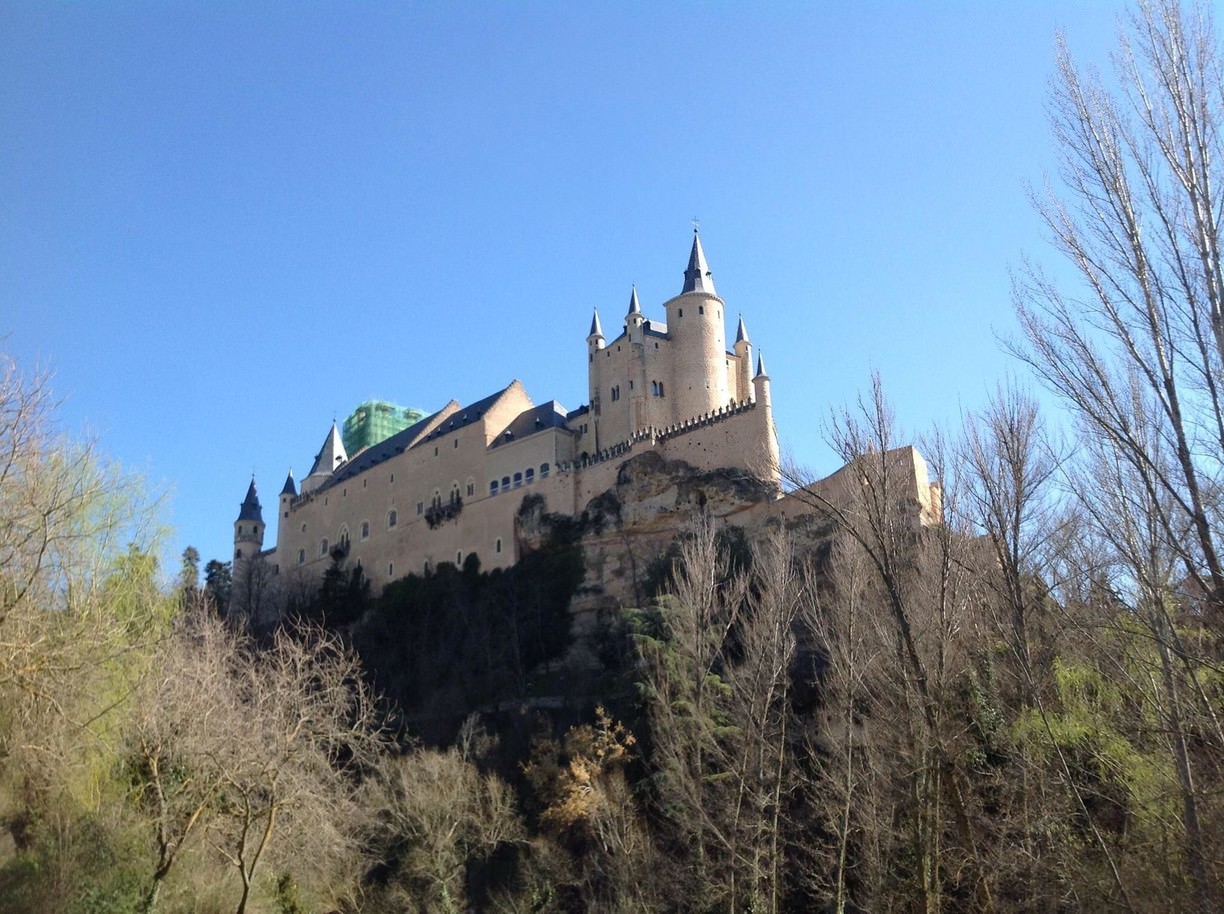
237, 479, 263, 522
323, 405, 448, 488
318, 384, 520, 490
490, 401, 571, 449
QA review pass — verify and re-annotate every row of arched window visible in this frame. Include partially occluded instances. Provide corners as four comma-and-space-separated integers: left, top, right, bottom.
489, 462, 550, 495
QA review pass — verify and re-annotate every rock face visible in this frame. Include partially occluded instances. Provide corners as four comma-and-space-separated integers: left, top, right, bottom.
516, 450, 780, 640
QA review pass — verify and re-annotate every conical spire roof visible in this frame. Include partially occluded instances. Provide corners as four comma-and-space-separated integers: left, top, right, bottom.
588, 308, 604, 339
307, 422, 348, 478
755, 352, 769, 379
735, 315, 749, 344
237, 477, 263, 523
628, 285, 641, 314
280, 469, 297, 497
681, 230, 716, 296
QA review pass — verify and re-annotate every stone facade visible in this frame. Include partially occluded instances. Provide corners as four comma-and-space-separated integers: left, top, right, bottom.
231, 232, 784, 601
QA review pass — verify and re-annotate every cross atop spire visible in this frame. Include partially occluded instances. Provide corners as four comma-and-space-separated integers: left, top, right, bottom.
682, 229, 716, 296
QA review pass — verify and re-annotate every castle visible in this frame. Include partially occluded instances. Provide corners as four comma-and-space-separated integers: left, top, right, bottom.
231, 232, 785, 601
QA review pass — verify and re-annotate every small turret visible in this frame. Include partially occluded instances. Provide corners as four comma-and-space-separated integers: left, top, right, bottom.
751, 352, 780, 484
753, 351, 771, 410
625, 285, 646, 340
734, 315, 753, 403
233, 477, 265, 562
301, 423, 348, 494
587, 308, 605, 353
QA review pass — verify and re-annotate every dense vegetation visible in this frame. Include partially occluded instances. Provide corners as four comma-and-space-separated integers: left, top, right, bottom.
4, 2, 1224, 910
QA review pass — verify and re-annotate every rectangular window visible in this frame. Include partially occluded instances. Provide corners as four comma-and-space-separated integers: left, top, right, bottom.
417, 502, 423, 515
361, 521, 370, 539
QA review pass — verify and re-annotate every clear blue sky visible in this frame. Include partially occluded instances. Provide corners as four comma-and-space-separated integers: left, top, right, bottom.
2, 1, 1125, 576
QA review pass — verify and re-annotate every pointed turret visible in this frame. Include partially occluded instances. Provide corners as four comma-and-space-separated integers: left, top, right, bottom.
280, 470, 297, 497
233, 477, 265, 563
681, 229, 716, 296
301, 423, 348, 494
734, 315, 753, 404
627, 285, 641, 315
750, 350, 779, 483
308, 423, 347, 477
237, 478, 263, 523
588, 308, 605, 339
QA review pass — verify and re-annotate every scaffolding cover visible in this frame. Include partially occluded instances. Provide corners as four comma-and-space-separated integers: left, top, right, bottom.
342, 400, 426, 455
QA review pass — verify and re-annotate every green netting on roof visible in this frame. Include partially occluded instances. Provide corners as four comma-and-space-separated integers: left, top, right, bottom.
342, 400, 426, 455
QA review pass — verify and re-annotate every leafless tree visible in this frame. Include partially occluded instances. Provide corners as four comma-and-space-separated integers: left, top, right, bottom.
1013, 0, 1224, 622
1011, 2, 1224, 907
375, 743, 524, 913
636, 515, 814, 913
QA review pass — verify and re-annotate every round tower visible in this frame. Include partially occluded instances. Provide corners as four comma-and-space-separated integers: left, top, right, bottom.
753, 353, 781, 484
234, 478, 265, 562
277, 469, 296, 554
663, 230, 730, 421
733, 315, 753, 404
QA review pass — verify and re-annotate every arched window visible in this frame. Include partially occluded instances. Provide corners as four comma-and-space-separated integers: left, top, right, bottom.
466, 478, 475, 497
338, 526, 350, 549
490, 480, 499, 495
297, 549, 305, 564
450, 482, 461, 504
235, 548, 243, 559
388, 509, 398, 528
513, 472, 522, 488
320, 538, 329, 556
525, 467, 535, 484
495, 537, 502, 554
502, 476, 510, 490
360, 521, 370, 540
540, 462, 550, 478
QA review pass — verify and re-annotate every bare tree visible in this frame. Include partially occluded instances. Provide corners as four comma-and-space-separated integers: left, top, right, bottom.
205, 624, 385, 914
1011, 2, 1224, 907
784, 377, 997, 912
635, 515, 813, 914
375, 738, 524, 914
1014, 0, 1224, 620
124, 608, 385, 914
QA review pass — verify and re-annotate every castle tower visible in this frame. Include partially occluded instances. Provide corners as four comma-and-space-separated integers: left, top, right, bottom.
277, 470, 296, 550
233, 478, 265, 562
753, 353, 781, 483
663, 230, 730, 422
733, 315, 753, 404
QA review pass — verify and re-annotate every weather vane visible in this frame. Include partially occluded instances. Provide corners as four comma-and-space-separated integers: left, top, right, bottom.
692, 217, 700, 234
